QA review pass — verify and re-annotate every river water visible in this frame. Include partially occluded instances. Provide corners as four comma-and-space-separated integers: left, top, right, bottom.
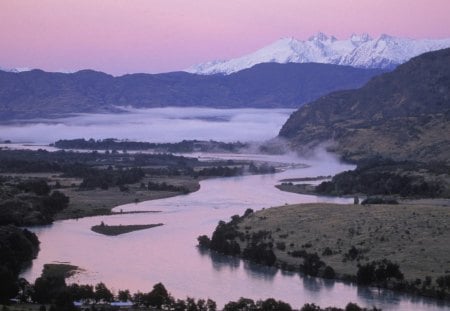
21, 152, 450, 311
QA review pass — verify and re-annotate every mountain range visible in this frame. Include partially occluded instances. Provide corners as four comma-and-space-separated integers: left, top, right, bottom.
0, 63, 383, 120
186, 33, 450, 75
279, 48, 450, 164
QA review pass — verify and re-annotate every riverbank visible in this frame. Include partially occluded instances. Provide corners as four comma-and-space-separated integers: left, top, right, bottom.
200, 202, 450, 300
55, 176, 200, 220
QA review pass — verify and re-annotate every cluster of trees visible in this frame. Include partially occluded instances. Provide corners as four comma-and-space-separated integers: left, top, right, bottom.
354, 261, 450, 300
198, 210, 278, 266
17, 179, 51, 195
147, 181, 189, 194
11, 279, 218, 311
315, 158, 445, 197
199, 210, 339, 274
198, 219, 242, 256
288, 250, 335, 278
77, 167, 145, 190
360, 197, 398, 205
248, 162, 276, 174
198, 212, 250, 255
240, 229, 276, 266
437, 275, 450, 290
356, 259, 404, 285
53, 138, 248, 153
0, 225, 40, 304
2, 274, 384, 311
0, 179, 69, 226
299, 303, 381, 311
0, 149, 199, 175
195, 166, 244, 177
223, 297, 292, 311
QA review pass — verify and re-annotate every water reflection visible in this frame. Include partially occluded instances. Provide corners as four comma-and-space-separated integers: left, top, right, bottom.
357, 287, 402, 308
199, 248, 241, 271
302, 275, 324, 295
243, 261, 278, 281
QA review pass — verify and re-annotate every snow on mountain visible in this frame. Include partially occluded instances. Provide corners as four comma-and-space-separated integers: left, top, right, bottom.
186, 33, 450, 75
0, 66, 32, 73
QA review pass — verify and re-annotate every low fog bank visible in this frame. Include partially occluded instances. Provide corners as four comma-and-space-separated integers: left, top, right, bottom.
0, 107, 294, 144
0, 106, 352, 170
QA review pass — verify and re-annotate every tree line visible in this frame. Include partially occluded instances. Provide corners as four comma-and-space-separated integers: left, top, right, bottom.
53, 138, 248, 153
3, 276, 383, 311
315, 157, 447, 197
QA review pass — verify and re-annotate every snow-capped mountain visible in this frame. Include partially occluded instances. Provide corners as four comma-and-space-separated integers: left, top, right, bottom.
186, 33, 450, 75
0, 66, 32, 73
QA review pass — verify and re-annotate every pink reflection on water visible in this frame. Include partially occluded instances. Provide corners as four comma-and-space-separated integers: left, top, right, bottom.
21, 153, 449, 310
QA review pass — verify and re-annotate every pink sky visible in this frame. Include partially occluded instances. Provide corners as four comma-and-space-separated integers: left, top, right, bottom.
1, 0, 450, 75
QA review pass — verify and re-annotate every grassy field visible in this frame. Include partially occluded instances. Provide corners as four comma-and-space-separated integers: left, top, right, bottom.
55, 176, 200, 220
91, 223, 163, 236
234, 202, 450, 282
0, 172, 200, 221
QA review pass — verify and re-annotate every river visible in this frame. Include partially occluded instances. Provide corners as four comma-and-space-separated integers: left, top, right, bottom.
21, 151, 450, 311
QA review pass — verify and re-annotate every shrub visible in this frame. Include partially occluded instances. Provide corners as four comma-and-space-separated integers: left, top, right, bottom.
357, 259, 403, 285
323, 266, 336, 279
276, 242, 286, 251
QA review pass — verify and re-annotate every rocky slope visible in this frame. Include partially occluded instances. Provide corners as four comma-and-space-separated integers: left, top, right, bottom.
279, 48, 450, 163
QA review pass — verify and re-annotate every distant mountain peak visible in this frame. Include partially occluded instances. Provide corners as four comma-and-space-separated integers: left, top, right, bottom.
350, 33, 372, 43
0, 66, 32, 73
308, 32, 331, 42
186, 33, 450, 75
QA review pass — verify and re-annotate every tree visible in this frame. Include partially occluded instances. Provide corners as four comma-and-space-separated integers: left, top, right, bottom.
357, 259, 403, 285
345, 302, 362, 311
67, 284, 94, 301
223, 297, 256, 311
197, 235, 211, 248
32, 276, 66, 304
145, 282, 169, 308
52, 290, 77, 311
300, 304, 322, 311
259, 298, 292, 311
0, 266, 18, 304
186, 297, 199, 311
17, 278, 33, 303
206, 299, 217, 311
323, 266, 336, 279
94, 282, 113, 302
132, 291, 146, 306
118, 289, 131, 302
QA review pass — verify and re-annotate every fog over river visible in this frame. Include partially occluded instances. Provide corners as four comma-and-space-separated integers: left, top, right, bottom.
0, 107, 294, 144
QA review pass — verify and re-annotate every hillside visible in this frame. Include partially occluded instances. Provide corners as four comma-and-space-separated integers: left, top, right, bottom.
200, 203, 450, 299
0, 63, 384, 120
279, 48, 450, 163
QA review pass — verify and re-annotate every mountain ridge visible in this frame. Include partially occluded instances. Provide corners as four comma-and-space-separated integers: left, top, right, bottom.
186, 33, 450, 75
0, 62, 384, 120
279, 48, 450, 164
